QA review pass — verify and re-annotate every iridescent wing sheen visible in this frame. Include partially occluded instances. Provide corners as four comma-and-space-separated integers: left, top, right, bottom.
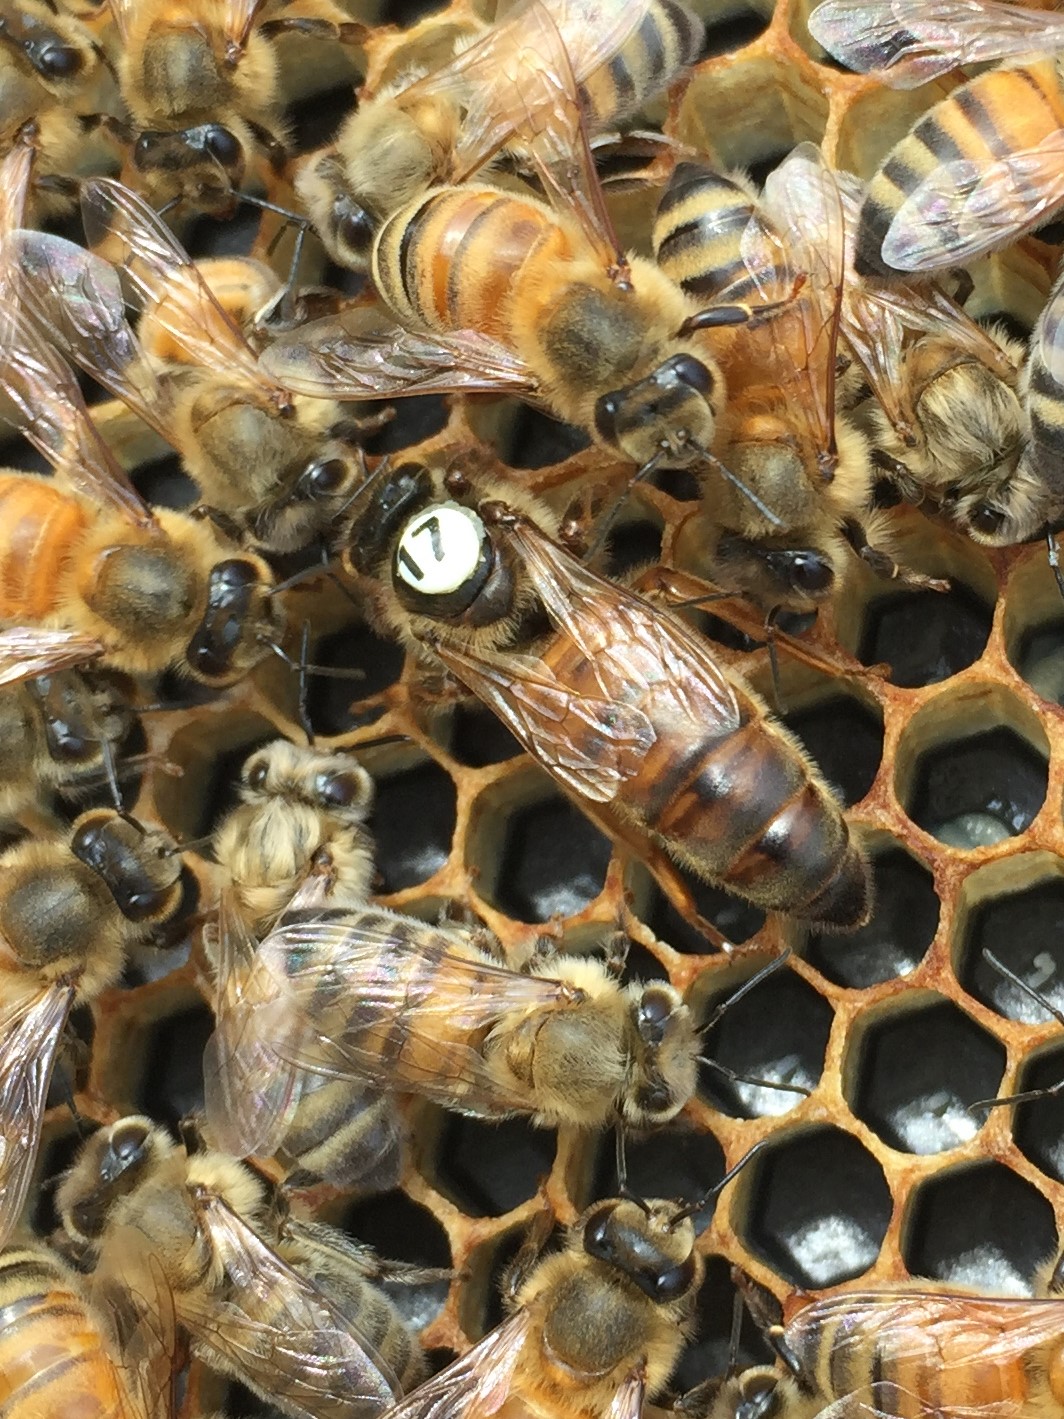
808, 0, 1064, 88
259, 308, 538, 399
0, 984, 74, 1248
372, 1310, 532, 1419
243, 909, 580, 1114
881, 135, 1064, 272
0, 297, 159, 531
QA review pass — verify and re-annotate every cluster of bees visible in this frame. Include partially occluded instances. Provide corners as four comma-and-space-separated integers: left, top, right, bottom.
3, 0, 1064, 1416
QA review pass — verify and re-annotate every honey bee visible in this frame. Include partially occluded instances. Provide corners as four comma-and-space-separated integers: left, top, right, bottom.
0, 1, 117, 220
0, 810, 185, 1248
206, 738, 404, 1189
261, 2, 782, 476
0, 1238, 180, 1419
337, 459, 870, 925
295, 0, 704, 272
707, 1271, 1064, 1419
106, 0, 362, 216
366, 1189, 713, 1419
0, 297, 282, 684
13, 178, 381, 554
653, 145, 943, 611
0, 628, 136, 825
806, 0, 1064, 275
830, 168, 1050, 546
56, 1114, 425, 1419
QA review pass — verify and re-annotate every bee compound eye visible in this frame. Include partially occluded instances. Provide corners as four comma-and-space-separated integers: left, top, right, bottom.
667, 353, 714, 396
394, 504, 488, 598
306, 458, 347, 495
593, 392, 622, 444
315, 771, 359, 807
109, 1118, 150, 1166
637, 986, 675, 1043
789, 552, 834, 594
37, 41, 82, 78
204, 125, 241, 166
337, 203, 376, 256
970, 503, 1006, 535
247, 760, 269, 789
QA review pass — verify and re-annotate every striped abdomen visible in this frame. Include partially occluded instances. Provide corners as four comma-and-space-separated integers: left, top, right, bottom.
371, 185, 573, 340
580, 0, 703, 127
653, 163, 764, 302
542, 637, 869, 927
0, 476, 87, 622
857, 59, 1064, 277
0, 1246, 126, 1419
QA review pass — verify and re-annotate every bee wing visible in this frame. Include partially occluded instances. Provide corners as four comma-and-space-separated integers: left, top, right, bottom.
1022, 270, 1064, 502
786, 1289, 1064, 1415
80, 179, 280, 396
93, 1246, 179, 1419
0, 299, 159, 532
373, 1309, 532, 1419
436, 515, 740, 803
880, 133, 1064, 272
759, 142, 846, 472
250, 912, 581, 1113
606, 1369, 647, 1419
12, 229, 178, 447
202, 887, 305, 1161
0, 627, 105, 685
260, 308, 538, 398
0, 984, 74, 1248
181, 1192, 401, 1417
807, 0, 1064, 88
451, 0, 628, 275
224, 0, 270, 54
106, 0, 134, 42
0, 134, 34, 288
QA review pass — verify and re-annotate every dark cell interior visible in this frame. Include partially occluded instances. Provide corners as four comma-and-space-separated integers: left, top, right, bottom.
372, 759, 457, 891
646, 871, 765, 953
783, 694, 884, 807
744, 1127, 893, 1288
604, 519, 665, 577
482, 789, 612, 922
959, 879, 1064, 1022
858, 584, 993, 687
904, 726, 1047, 847
1012, 1044, 1064, 1184
447, 703, 523, 767
435, 1114, 557, 1217
343, 1190, 452, 1331
849, 998, 1006, 1154
136, 1000, 215, 1129
701, 7, 771, 58
903, 1162, 1058, 1290
806, 847, 939, 988
672, 1255, 776, 1391
181, 728, 275, 842
502, 404, 591, 468
305, 620, 406, 736
594, 1124, 727, 1221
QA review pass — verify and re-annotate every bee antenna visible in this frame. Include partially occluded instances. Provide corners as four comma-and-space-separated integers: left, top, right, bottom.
260, 638, 367, 683
297, 620, 316, 747
582, 451, 667, 565
669, 1138, 766, 1227
699, 448, 783, 528
969, 949, 1064, 1113
699, 950, 792, 1036
726, 1285, 745, 1378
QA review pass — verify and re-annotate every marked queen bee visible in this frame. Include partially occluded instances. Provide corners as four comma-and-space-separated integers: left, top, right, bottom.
13, 177, 383, 553
56, 1114, 427, 1419
0, 810, 185, 1248
807, 0, 1064, 275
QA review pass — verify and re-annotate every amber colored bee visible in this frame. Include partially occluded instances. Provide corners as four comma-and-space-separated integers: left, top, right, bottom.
832, 168, 1049, 546
105, 0, 362, 215
261, 2, 779, 475
295, 0, 703, 272
0, 1239, 179, 1419
368, 1191, 709, 1419
708, 1273, 1064, 1419
806, 0, 1064, 275
57, 1115, 426, 1419
0, 299, 281, 684
13, 178, 382, 553
653, 145, 942, 612
206, 738, 404, 1190
337, 460, 869, 926
0, 810, 185, 1248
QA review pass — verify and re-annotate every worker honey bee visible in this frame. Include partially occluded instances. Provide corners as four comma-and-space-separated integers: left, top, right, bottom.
206, 737, 405, 1190
653, 144, 942, 611
830, 168, 1051, 547
0, 809, 185, 1248
105, 0, 362, 216
0, 296, 282, 684
0, 1238, 181, 1419
337, 459, 870, 925
368, 1188, 712, 1419
262, 0, 786, 477
808, 0, 1064, 275
295, 0, 704, 272
707, 1269, 1064, 1419
13, 178, 383, 553
56, 1114, 426, 1419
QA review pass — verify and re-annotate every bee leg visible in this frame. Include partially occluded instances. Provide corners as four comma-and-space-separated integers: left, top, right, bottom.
259, 15, 367, 44
501, 1202, 557, 1302
842, 517, 950, 592
870, 449, 923, 507
360, 1256, 458, 1285
601, 929, 629, 979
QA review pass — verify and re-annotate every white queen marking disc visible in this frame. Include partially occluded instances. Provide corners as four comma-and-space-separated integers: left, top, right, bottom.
395, 503, 487, 595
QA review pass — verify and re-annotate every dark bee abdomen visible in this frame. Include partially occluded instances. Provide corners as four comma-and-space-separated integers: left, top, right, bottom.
580, 0, 703, 126
372, 186, 561, 339
653, 164, 761, 302
0, 476, 87, 622
0, 1246, 126, 1419
856, 60, 1064, 277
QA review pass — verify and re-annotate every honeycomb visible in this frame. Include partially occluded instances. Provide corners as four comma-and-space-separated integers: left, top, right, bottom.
12, 0, 1064, 1412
